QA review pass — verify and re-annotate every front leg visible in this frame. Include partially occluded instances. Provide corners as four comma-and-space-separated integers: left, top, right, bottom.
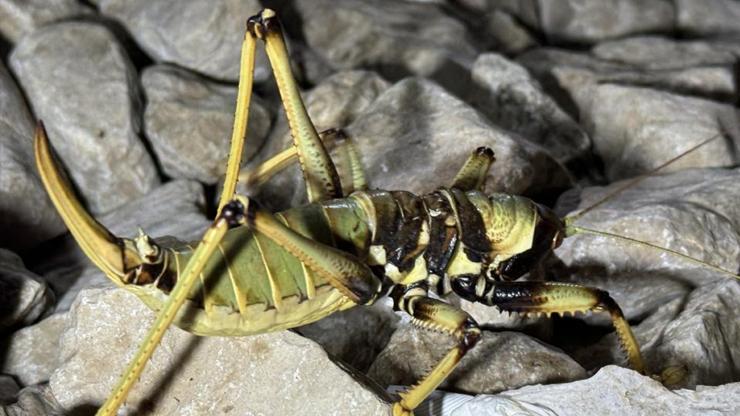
389, 285, 481, 416
452, 279, 645, 373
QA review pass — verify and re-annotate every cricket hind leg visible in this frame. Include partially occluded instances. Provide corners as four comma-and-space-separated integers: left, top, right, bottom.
450, 147, 495, 191
389, 285, 481, 416
454, 279, 645, 373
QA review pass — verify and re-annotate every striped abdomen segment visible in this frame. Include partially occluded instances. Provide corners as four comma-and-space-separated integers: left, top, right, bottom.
129, 200, 372, 336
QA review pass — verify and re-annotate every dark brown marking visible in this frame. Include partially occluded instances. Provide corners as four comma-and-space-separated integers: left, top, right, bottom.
449, 189, 490, 263
422, 192, 458, 277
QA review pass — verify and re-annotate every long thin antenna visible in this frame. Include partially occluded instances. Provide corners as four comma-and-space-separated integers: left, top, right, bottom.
567, 225, 739, 280
565, 132, 723, 225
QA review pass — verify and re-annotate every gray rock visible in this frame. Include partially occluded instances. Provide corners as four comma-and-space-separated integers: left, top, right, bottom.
34, 180, 210, 312
555, 168, 740, 311
345, 78, 569, 196
448, 366, 740, 416
644, 279, 740, 388
256, 77, 569, 210
519, 47, 738, 103
1, 385, 63, 416
537, 0, 674, 44
676, 0, 740, 36
0, 60, 64, 251
98, 0, 269, 82
368, 324, 587, 394
0, 0, 90, 43
294, 0, 478, 96
48, 288, 391, 415
556, 79, 740, 181
142, 65, 271, 184
470, 53, 591, 168
0, 376, 19, 405
482, 10, 538, 54
297, 298, 400, 372
592, 36, 738, 70
9, 22, 160, 215
0, 249, 54, 329
1, 313, 67, 387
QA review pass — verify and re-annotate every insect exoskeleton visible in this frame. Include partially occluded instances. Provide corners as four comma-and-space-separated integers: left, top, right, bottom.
31, 7, 738, 416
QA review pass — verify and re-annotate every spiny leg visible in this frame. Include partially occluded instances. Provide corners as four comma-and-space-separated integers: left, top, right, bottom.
97, 216, 232, 416
453, 279, 644, 373
450, 147, 495, 191
239, 129, 367, 193
390, 285, 481, 416
248, 9, 342, 202
218, 24, 258, 214
226, 196, 380, 304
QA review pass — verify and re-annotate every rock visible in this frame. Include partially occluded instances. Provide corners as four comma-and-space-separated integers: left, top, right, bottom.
33, 180, 210, 312
0, 60, 65, 251
0, 0, 90, 43
448, 366, 740, 416
482, 10, 538, 55
1, 313, 67, 387
554, 168, 740, 310
470, 53, 591, 169
296, 298, 400, 372
675, 0, 740, 36
49, 288, 391, 415
368, 324, 587, 394
98, 0, 269, 82
256, 77, 569, 209
9, 21, 160, 215
519, 47, 738, 103
294, 0, 478, 96
556, 80, 740, 181
0, 376, 19, 405
142, 65, 271, 184
536, 0, 674, 44
591, 36, 738, 70
1, 384, 63, 416
0, 249, 54, 329
346, 78, 569, 196
643, 279, 740, 388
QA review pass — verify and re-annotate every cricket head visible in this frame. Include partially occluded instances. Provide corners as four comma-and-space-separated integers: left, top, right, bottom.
33, 122, 159, 286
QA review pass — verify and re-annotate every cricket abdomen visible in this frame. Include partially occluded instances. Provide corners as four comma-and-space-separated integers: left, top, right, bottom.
127, 200, 372, 336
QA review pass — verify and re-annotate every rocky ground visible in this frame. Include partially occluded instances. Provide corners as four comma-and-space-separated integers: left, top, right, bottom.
1, 0, 740, 415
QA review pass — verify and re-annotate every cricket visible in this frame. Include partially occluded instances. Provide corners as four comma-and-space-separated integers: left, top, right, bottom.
31, 8, 739, 416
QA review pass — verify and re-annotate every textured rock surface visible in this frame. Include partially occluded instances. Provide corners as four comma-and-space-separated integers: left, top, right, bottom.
1, 313, 67, 387
49, 289, 390, 415
0, 376, 19, 405
519, 47, 738, 103
556, 168, 740, 290
0, 61, 64, 250
557, 81, 739, 181
0, 249, 53, 329
142, 65, 271, 184
9, 22, 160, 214
34, 180, 209, 312
675, 0, 740, 36
446, 366, 740, 416
98, 0, 269, 82
536, 0, 674, 44
369, 324, 587, 394
0, 0, 89, 42
297, 298, 400, 372
295, 0, 478, 95
0, 385, 62, 416
470, 53, 590, 168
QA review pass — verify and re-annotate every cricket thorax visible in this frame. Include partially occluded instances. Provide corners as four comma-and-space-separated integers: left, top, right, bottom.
351, 188, 563, 298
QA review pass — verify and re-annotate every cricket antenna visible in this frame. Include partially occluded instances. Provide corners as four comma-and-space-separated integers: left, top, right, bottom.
562, 132, 740, 281
565, 132, 723, 225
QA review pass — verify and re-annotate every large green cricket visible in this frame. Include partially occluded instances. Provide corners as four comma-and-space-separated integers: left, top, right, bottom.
34, 8, 738, 416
